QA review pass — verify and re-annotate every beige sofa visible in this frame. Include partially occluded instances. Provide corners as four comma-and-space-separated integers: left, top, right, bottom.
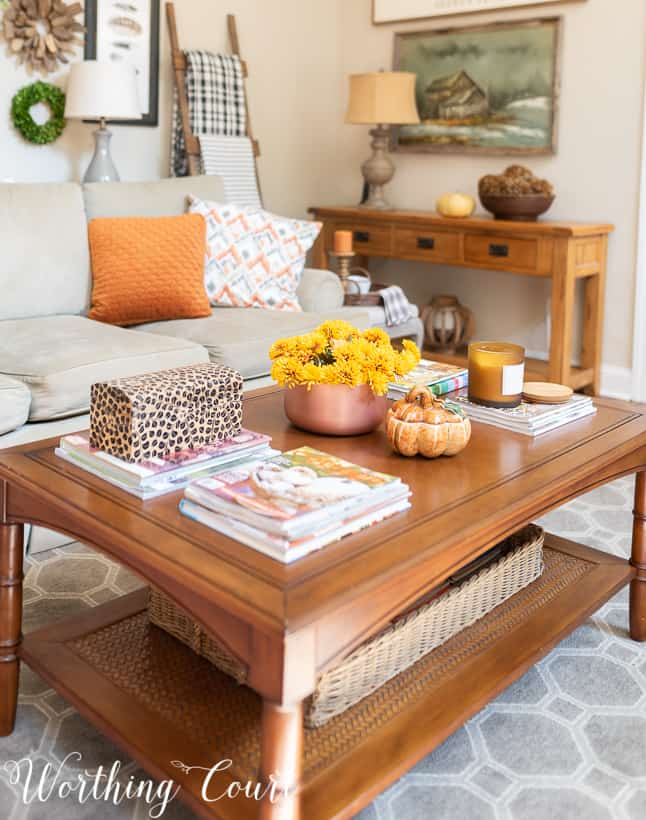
0, 174, 369, 552
0, 175, 370, 441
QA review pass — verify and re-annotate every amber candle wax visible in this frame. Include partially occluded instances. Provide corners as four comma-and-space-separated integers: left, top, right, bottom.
468, 342, 526, 408
334, 230, 353, 254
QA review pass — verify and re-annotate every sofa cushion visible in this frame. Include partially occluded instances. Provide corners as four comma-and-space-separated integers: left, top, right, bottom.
0, 316, 209, 421
135, 307, 371, 380
0, 182, 90, 321
82, 175, 226, 221
0, 375, 31, 435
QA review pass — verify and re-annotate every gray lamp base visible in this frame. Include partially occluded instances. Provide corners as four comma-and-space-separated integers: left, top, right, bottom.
83, 122, 120, 183
359, 125, 394, 210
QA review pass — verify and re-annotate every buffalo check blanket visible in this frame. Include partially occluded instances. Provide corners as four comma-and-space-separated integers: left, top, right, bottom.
379, 285, 414, 326
171, 51, 246, 177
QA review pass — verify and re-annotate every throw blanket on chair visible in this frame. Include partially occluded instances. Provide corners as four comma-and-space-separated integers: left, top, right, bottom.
171, 51, 246, 177
379, 285, 414, 327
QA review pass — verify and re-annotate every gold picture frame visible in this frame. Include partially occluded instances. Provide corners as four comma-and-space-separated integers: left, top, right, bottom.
392, 17, 561, 155
373, 0, 585, 25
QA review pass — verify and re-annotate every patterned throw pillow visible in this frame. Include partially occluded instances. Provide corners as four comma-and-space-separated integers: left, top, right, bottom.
188, 195, 321, 312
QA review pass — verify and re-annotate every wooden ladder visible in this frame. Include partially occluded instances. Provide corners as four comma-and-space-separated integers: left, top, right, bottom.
165, 1, 261, 199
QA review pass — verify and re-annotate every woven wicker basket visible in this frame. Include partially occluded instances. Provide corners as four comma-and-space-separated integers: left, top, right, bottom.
149, 524, 544, 727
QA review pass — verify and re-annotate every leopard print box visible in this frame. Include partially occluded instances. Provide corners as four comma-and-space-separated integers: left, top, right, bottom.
89, 363, 243, 463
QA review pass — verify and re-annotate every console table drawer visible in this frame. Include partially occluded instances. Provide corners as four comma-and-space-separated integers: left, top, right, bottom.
464, 234, 539, 272
332, 224, 392, 256
394, 228, 460, 263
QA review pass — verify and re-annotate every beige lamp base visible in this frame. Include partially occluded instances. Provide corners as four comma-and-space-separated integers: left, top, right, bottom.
359, 125, 394, 210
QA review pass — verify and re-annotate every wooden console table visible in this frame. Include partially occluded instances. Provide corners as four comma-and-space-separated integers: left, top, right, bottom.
309, 206, 614, 395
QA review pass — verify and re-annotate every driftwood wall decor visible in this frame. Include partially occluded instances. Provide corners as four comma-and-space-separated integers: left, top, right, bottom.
2, 0, 84, 74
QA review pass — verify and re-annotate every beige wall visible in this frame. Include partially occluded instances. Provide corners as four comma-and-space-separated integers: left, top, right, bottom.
0, 0, 342, 216
331, 0, 646, 379
1, 0, 643, 382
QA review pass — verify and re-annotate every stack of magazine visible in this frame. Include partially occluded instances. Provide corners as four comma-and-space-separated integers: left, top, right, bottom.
180, 446, 411, 562
56, 430, 275, 499
388, 359, 468, 399
446, 391, 596, 436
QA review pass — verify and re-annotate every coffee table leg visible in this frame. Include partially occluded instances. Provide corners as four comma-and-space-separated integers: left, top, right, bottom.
0, 522, 23, 736
630, 472, 646, 642
260, 699, 303, 820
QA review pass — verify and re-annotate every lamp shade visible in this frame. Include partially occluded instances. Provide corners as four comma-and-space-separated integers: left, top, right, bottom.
64, 61, 141, 120
345, 72, 420, 126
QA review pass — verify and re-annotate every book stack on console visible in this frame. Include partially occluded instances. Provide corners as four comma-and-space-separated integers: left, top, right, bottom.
446, 391, 596, 436
388, 359, 468, 400
180, 446, 411, 562
56, 430, 275, 499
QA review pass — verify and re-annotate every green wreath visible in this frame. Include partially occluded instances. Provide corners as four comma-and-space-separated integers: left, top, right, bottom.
11, 81, 66, 145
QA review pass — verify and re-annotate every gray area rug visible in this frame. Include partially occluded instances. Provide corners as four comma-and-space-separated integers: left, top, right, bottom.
0, 476, 643, 820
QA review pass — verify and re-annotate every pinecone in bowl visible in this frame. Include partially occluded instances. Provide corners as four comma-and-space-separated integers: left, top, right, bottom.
479, 166, 555, 222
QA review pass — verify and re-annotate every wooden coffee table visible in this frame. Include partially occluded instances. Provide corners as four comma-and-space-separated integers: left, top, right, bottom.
1, 386, 646, 820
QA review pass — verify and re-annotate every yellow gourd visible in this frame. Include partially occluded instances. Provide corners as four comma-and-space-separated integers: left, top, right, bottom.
387, 385, 471, 458
436, 193, 476, 219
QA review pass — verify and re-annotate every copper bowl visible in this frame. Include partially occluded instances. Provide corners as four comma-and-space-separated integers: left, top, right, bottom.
479, 193, 555, 222
284, 384, 388, 436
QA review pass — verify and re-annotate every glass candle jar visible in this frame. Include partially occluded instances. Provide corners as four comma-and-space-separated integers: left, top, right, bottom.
468, 342, 526, 408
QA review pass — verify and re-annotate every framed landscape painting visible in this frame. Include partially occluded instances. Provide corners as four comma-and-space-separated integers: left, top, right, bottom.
374, 0, 584, 24
392, 18, 561, 155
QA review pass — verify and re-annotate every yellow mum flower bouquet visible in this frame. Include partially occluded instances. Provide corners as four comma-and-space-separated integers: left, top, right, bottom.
270, 321, 421, 435
270, 320, 420, 396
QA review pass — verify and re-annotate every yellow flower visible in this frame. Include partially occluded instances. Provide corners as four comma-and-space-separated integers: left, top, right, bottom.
393, 339, 421, 375
271, 357, 303, 387
269, 322, 420, 392
318, 319, 356, 341
362, 327, 390, 347
367, 371, 390, 396
269, 338, 294, 360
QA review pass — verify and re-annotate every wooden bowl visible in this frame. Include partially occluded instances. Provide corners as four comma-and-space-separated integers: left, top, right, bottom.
479, 193, 555, 222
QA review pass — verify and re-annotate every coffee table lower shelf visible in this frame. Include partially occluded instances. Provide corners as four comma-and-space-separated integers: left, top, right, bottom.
20, 534, 633, 820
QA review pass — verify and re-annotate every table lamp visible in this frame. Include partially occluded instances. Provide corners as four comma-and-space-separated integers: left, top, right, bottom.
345, 72, 420, 210
65, 61, 142, 183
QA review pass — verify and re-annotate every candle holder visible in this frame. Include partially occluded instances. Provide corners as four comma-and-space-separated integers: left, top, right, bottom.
468, 342, 525, 408
329, 251, 355, 293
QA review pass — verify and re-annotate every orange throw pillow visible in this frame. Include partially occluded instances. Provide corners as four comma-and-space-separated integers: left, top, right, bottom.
88, 214, 211, 326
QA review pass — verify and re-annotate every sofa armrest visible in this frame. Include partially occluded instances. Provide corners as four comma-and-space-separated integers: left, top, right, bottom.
297, 268, 343, 313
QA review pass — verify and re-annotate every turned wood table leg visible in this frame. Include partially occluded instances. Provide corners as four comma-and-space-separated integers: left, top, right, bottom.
630, 472, 646, 642
0, 522, 24, 736
259, 700, 303, 820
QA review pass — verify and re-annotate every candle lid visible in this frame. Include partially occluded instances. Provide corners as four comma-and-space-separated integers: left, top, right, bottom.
523, 382, 573, 404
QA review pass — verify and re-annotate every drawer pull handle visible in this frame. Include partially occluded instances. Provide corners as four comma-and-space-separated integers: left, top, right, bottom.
417, 237, 435, 250
489, 243, 509, 258
353, 230, 370, 243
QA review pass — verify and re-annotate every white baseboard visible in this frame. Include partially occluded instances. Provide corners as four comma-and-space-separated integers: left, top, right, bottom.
525, 349, 633, 401
600, 365, 634, 401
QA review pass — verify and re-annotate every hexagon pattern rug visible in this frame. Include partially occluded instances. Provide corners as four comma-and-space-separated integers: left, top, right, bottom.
0, 476, 644, 820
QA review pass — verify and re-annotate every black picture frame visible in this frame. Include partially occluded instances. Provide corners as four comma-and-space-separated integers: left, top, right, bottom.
84, 0, 160, 127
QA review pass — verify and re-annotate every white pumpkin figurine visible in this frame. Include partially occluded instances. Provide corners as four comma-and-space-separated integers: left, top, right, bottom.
436, 193, 476, 219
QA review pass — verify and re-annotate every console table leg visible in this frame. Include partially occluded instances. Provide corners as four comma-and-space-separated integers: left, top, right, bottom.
0, 522, 24, 736
259, 699, 303, 820
549, 240, 576, 387
630, 472, 646, 642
